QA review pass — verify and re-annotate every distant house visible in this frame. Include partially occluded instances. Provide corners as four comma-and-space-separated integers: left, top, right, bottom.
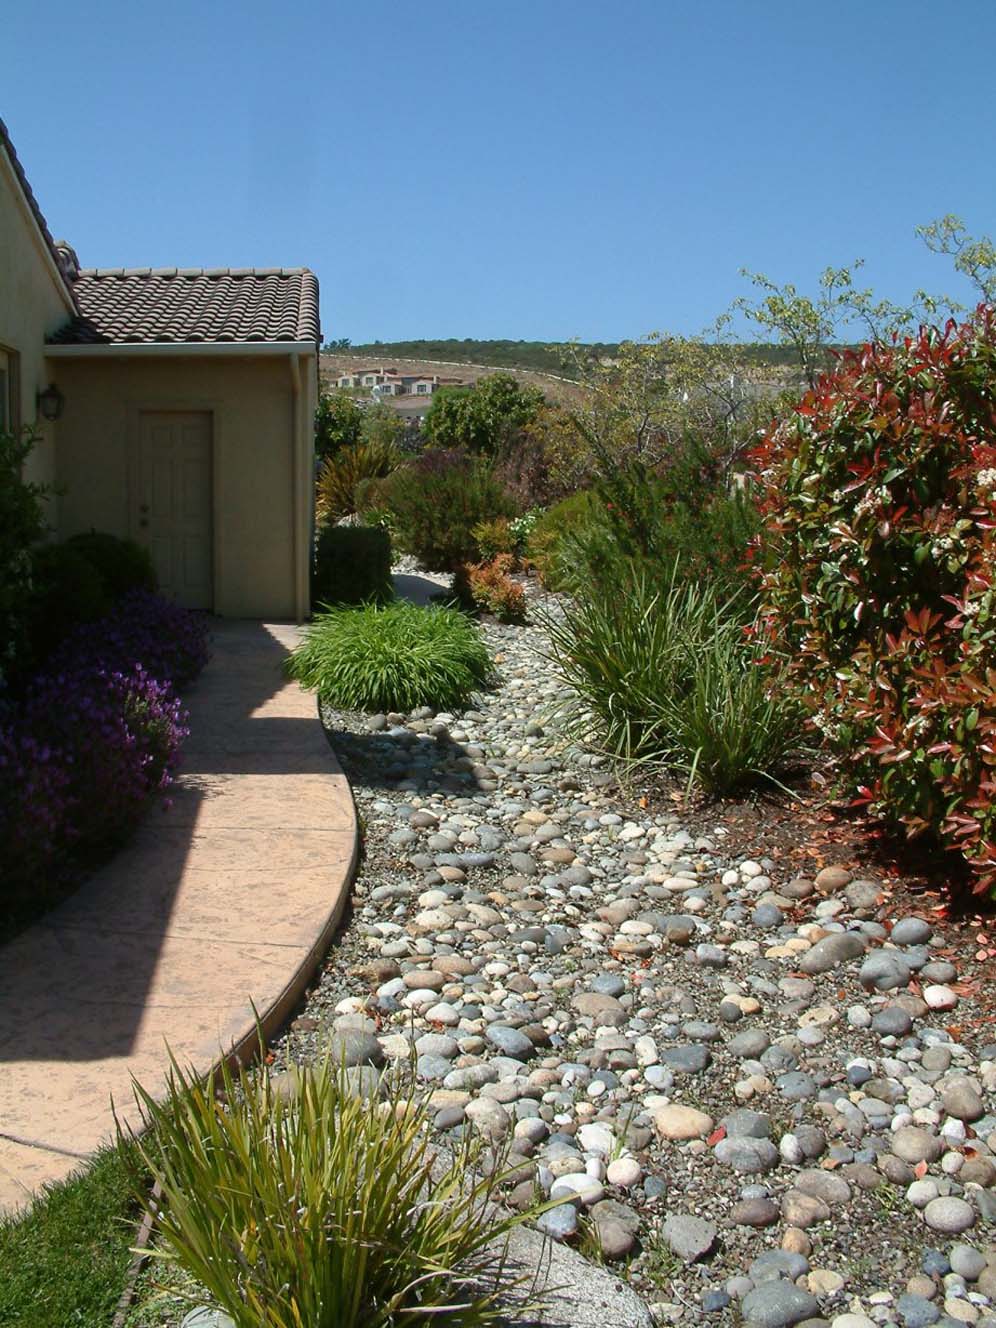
331, 366, 448, 398
0, 118, 319, 619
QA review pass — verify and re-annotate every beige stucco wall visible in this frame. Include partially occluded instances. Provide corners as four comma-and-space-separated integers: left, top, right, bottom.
52, 352, 316, 619
0, 148, 75, 495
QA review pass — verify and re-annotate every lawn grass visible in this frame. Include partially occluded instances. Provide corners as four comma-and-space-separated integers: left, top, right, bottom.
0, 1143, 142, 1328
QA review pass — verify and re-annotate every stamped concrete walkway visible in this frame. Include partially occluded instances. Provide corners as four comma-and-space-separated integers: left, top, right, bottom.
0, 621, 358, 1214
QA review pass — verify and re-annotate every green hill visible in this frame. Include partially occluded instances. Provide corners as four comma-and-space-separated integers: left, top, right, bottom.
332, 337, 816, 374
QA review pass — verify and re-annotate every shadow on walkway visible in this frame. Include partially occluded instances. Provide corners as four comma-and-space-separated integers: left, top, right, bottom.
0, 621, 356, 1210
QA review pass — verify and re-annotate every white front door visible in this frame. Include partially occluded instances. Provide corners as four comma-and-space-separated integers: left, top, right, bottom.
136, 411, 213, 610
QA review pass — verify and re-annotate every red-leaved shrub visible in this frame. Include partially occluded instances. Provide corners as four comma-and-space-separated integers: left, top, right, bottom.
453, 554, 527, 623
753, 305, 996, 895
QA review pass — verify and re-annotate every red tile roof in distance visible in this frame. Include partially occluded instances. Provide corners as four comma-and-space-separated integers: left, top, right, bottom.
48, 267, 321, 346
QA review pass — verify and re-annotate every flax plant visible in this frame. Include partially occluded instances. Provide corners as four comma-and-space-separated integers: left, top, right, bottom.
544, 561, 806, 793
119, 1051, 544, 1328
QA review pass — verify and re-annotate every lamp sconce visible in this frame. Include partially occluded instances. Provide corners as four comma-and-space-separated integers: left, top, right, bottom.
37, 383, 65, 422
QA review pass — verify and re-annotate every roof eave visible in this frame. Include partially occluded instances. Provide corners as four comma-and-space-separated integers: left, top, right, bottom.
45, 339, 319, 358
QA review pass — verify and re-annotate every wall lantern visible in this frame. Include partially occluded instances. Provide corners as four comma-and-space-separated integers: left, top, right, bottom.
37, 383, 65, 422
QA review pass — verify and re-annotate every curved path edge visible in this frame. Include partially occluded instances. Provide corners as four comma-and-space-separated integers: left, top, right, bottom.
0, 621, 359, 1215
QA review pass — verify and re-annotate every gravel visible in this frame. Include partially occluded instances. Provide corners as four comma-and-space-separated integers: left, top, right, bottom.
269, 571, 996, 1327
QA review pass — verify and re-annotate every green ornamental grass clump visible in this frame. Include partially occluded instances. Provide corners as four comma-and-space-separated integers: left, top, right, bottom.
288, 600, 492, 712
545, 563, 804, 793
316, 438, 401, 523
120, 1052, 541, 1328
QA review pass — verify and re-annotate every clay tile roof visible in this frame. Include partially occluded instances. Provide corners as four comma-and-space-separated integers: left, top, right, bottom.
48, 268, 321, 346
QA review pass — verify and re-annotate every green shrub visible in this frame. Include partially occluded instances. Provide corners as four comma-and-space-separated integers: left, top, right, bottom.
121, 1051, 538, 1328
525, 490, 604, 590
288, 600, 492, 712
545, 564, 805, 792
376, 449, 518, 572
313, 523, 393, 606
470, 516, 517, 563
754, 305, 996, 895
576, 430, 760, 597
315, 387, 364, 460
0, 430, 50, 688
316, 438, 401, 524
25, 543, 110, 665
64, 530, 157, 599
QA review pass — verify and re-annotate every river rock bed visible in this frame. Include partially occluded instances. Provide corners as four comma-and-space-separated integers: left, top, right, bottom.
271, 580, 996, 1328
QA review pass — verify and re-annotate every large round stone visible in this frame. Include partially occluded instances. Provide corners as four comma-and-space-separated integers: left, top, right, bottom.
485, 1025, 534, 1060
714, 1136, 779, 1174
923, 1196, 975, 1234
860, 952, 911, 991
741, 1280, 821, 1328
652, 1104, 714, 1141
799, 931, 866, 974
892, 1126, 943, 1165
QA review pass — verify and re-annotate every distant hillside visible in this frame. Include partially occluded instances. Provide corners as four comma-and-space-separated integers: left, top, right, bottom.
320, 351, 583, 406
335, 337, 820, 374
339, 339, 598, 376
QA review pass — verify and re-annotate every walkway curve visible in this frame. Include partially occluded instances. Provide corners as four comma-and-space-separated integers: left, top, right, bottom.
0, 621, 359, 1214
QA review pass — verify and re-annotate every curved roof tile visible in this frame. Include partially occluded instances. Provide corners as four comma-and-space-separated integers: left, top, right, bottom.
48, 268, 321, 346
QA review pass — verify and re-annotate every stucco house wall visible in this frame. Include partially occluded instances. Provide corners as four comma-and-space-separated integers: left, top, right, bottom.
0, 145, 75, 493
51, 352, 315, 619
2, 117, 320, 621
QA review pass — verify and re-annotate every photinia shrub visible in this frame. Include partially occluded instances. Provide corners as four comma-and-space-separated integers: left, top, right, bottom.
453, 554, 527, 623
753, 305, 996, 895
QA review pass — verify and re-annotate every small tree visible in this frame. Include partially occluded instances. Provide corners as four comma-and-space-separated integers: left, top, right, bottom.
734, 261, 925, 389
423, 373, 543, 455
917, 215, 996, 304
560, 330, 767, 491
359, 400, 404, 450
315, 388, 364, 460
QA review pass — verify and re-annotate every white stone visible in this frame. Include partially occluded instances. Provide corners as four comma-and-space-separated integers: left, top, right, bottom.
550, 1173, 605, 1206
924, 985, 959, 1011
426, 1002, 460, 1025
578, 1123, 615, 1156
606, 1156, 642, 1188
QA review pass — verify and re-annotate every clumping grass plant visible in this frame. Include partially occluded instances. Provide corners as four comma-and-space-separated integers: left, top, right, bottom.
120, 1052, 543, 1328
545, 563, 805, 793
288, 600, 492, 712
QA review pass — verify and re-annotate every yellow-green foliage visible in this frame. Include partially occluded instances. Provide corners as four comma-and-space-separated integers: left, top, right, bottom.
316, 439, 400, 523
525, 490, 603, 590
121, 1051, 543, 1328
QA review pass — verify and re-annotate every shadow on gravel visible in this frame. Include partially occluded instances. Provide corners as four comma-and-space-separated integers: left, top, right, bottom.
392, 572, 452, 608
319, 717, 487, 798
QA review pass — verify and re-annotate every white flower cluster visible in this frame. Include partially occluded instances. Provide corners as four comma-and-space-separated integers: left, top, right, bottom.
976, 467, 996, 492
854, 485, 890, 520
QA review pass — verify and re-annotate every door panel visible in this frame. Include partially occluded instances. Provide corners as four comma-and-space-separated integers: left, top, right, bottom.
137, 412, 213, 610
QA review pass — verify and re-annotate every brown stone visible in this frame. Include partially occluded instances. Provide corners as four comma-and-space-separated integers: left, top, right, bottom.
815, 865, 853, 894
782, 1190, 831, 1227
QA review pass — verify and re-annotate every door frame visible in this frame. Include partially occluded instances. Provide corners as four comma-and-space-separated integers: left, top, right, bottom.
126, 400, 222, 613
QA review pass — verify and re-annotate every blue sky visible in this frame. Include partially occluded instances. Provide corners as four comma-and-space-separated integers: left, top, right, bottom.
5, 1, 995, 344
